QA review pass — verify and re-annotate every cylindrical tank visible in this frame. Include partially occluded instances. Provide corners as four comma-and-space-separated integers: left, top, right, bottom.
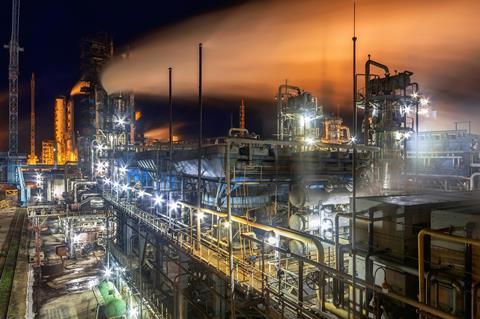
288, 213, 322, 232
104, 298, 127, 318
289, 239, 324, 261
289, 184, 350, 208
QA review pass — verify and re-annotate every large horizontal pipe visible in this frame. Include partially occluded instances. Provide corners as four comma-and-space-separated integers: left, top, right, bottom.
179, 201, 324, 262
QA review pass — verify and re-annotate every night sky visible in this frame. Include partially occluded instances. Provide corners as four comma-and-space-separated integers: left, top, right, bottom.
1, 0, 480, 154
0, 0, 243, 153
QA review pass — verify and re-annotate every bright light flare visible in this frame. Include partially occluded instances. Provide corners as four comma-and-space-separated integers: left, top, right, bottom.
115, 116, 126, 126
103, 267, 113, 278
402, 105, 411, 115
154, 195, 164, 206
420, 97, 429, 107
87, 280, 97, 289
169, 200, 179, 212
305, 137, 315, 146
128, 307, 139, 319
197, 211, 205, 220
119, 166, 127, 174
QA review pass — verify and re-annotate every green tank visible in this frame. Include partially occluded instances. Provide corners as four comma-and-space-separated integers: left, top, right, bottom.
103, 298, 127, 318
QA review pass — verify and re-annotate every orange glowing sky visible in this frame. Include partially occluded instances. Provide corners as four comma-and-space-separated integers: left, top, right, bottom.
102, 0, 480, 133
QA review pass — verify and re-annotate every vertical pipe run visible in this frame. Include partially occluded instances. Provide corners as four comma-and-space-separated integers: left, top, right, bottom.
138, 220, 143, 319
298, 260, 304, 318
225, 141, 235, 318
351, 1, 358, 316
196, 43, 203, 250
464, 224, 473, 319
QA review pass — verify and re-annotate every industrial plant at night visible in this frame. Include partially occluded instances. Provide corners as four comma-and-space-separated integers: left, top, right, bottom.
0, 1, 479, 319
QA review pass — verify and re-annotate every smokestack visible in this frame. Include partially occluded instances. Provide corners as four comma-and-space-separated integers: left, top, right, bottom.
27, 73, 37, 165
239, 98, 245, 136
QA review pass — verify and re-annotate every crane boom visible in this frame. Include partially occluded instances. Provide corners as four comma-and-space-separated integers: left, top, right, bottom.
4, 0, 22, 157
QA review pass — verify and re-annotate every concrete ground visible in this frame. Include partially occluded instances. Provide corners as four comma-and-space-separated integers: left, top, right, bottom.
0, 208, 15, 252
38, 290, 98, 319
36, 222, 104, 319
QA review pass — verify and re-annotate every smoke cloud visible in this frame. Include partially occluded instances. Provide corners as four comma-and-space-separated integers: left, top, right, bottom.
101, 0, 480, 132
144, 122, 185, 141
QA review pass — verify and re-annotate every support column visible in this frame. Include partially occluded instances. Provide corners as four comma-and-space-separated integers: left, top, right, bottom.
213, 274, 227, 319
126, 217, 134, 255
174, 252, 189, 319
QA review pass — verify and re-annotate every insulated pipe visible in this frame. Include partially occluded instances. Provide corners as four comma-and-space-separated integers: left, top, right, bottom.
225, 139, 235, 318
364, 57, 390, 145
472, 283, 480, 319
73, 181, 96, 203
178, 201, 324, 262
426, 270, 462, 311
228, 128, 249, 137
470, 172, 480, 190
418, 229, 480, 307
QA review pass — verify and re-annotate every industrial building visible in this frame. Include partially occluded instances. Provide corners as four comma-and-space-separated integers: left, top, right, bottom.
9, 51, 477, 319
0, 1, 479, 319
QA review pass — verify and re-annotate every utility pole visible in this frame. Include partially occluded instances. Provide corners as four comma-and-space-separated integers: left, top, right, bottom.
196, 43, 203, 250
4, 0, 23, 182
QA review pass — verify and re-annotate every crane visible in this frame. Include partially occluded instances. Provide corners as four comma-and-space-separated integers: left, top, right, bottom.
5, 0, 22, 156
4, 0, 23, 182
4, 0, 23, 181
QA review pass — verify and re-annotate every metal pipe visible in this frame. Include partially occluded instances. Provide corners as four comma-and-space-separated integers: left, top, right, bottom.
470, 172, 480, 190
351, 13, 359, 312
178, 201, 324, 262
168, 67, 173, 229
243, 233, 458, 319
73, 181, 96, 203
472, 283, 480, 319
225, 140, 235, 318
418, 228, 480, 307
464, 223, 473, 319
